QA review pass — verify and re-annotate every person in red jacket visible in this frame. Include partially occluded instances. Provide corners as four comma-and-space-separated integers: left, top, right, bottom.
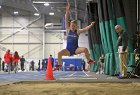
10, 53, 13, 71
4, 49, 12, 74
13, 51, 20, 73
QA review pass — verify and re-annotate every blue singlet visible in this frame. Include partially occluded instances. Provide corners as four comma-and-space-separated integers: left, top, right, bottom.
66, 30, 79, 55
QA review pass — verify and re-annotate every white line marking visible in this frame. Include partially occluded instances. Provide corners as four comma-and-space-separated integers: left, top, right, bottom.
106, 77, 113, 79
58, 77, 97, 80
82, 71, 89, 77
68, 71, 77, 76
54, 72, 70, 76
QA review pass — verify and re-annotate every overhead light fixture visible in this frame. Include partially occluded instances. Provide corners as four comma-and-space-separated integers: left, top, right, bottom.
49, 12, 54, 15
34, 13, 40, 16
44, 3, 50, 6
57, 9, 61, 12
0, 5, 1, 8
33, 1, 66, 4
51, 7, 54, 10
14, 11, 19, 15
45, 23, 53, 27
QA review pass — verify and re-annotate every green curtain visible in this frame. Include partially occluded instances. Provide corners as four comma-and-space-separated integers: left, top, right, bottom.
87, 0, 136, 75
87, 2, 103, 72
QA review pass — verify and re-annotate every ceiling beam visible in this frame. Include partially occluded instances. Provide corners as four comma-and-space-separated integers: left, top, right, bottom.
33, 1, 67, 4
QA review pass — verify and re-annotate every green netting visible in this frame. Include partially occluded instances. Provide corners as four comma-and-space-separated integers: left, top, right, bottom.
87, 0, 135, 75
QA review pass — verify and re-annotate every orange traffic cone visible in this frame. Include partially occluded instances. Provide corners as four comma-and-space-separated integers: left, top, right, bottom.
45, 58, 55, 80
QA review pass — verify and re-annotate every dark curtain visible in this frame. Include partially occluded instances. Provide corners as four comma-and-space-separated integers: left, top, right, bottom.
87, 2, 102, 71
87, 0, 137, 75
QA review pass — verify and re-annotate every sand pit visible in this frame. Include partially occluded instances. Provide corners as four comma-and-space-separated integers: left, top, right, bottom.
0, 82, 140, 95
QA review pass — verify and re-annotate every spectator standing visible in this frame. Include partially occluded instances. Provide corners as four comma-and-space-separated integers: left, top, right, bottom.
20, 56, 25, 71
49, 55, 54, 68
4, 49, 12, 74
38, 60, 41, 71
30, 60, 35, 71
82, 59, 86, 71
13, 51, 20, 73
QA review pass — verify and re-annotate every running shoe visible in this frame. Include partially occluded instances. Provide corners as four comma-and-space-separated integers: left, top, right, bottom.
87, 59, 96, 64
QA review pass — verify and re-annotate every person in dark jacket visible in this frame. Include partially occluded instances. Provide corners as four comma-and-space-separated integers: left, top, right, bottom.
115, 25, 128, 78
20, 56, 25, 71
38, 60, 41, 71
0, 57, 1, 71
82, 59, 86, 71
49, 55, 54, 68
30, 60, 35, 71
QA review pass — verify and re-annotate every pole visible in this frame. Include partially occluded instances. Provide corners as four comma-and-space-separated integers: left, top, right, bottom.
43, 25, 45, 59
137, 0, 139, 47
74, 0, 78, 20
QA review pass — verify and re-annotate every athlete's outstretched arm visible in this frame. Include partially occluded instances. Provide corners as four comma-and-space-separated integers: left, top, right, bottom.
79, 21, 95, 33
65, 0, 70, 31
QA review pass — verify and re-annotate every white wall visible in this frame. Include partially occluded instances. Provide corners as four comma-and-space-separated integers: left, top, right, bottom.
45, 32, 64, 58
0, 11, 89, 61
0, 12, 44, 59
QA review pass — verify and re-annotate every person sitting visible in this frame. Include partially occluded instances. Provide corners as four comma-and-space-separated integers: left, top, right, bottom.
69, 64, 75, 71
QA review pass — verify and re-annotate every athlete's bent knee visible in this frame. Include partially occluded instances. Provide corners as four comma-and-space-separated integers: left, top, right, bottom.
84, 48, 88, 52
58, 51, 62, 56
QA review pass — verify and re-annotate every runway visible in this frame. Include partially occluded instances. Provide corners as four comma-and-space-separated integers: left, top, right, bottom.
0, 71, 140, 86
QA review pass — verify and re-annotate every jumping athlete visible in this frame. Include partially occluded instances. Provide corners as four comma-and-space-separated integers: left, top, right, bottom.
57, 1, 95, 69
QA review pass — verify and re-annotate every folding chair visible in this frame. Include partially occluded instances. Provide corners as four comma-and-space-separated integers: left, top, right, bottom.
127, 58, 140, 78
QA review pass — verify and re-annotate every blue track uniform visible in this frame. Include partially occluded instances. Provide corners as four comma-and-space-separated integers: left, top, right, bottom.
66, 30, 79, 55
